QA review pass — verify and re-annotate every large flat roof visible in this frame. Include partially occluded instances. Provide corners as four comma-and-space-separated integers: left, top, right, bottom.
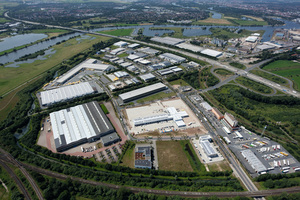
119, 83, 167, 102
201, 49, 223, 58
56, 59, 112, 84
50, 101, 114, 151
241, 149, 267, 173
151, 37, 184, 46
41, 82, 94, 106
176, 43, 204, 52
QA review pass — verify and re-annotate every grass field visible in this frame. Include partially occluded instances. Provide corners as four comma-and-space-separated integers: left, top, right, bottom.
0, 17, 9, 24
236, 77, 273, 94
120, 143, 135, 168
214, 68, 234, 76
251, 69, 288, 85
0, 185, 9, 200
208, 161, 231, 172
169, 79, 190, 86
229, 62, 246, 69
242, 15, 265, 22
262, 60, 300, 91
193, 18, 233, 26
0, 35, 109, 96
156, 141, 193, 172
150, 27, 184, 38
99, 28, 133, 36
136, 91, 176, 104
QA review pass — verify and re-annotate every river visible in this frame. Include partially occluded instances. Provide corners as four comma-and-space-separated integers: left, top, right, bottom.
0, 33, 48, 52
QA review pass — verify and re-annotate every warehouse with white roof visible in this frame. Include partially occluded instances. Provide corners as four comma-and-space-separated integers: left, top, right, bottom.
119, 83, 167, 103
241, 149, 267, 174
201, 49, 223, 58
159, 53, 186, 64
50, 101, 115, 152
56, 59, 114, 84
150, 37, 184, 46
41, 82, 95, 107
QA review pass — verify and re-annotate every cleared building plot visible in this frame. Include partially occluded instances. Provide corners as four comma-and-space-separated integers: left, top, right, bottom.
156, 141, 193, 172
50, 101, 115, 152
119, 83, 167, 103
150, 37, 184, 46
125, 99, 205, 135
40, 82, 95, 107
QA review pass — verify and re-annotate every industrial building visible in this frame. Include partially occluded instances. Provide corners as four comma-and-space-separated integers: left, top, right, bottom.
201, 49, 223, 58
56, 59, 114, 84
128, 43, 140, 49
223, 113, 238, 129
150, 37, 184, 46
133, 107, 189, 128
199, 135, 218, 158
137, 47, 160, 55
241, 149, 267, 174
176, 43, 204, 52
101, 132, 120, 147
50, 101, 115, 152
200, 102, 212, 111
110, 48, 125, 55
139, 73, 156, 82
40, 82, 95, 106
119, 83, 167, 103
135, 146, 152, 169
158, 53, 186, 64
149, 61, 172, 70
157, 66, 183, 76
211, 107, 224, 120
114, 71, 129, 78
245, 36, 258, 43
113, 41, 128, 47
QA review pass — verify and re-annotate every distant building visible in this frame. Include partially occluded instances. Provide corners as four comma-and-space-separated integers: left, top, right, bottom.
139, 73, 156, 82
201, 49, 223, 58
221, 112, 238, 131
211, 107, 224, 120
150, 37, 184, 46
159, 53, 186, 64
113, 41, 128, 47
200, 102, 212, 111
245, 36, 258, 43
134, 146, 152, 169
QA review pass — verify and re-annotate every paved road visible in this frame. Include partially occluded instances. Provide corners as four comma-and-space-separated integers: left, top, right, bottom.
5, 12, 300, 98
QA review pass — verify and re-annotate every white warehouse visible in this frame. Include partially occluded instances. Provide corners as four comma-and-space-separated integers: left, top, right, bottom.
159, 53, 186, 64
40, 82, 95, 106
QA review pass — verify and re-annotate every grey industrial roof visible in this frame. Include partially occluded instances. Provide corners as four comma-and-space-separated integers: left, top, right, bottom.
135, 160, 152, 168
137, 47, 160, 55
137, 146, 151, 157
151, 37, 184, 46
200, 102, 212, 111
41, 82, 94, 106
241, 149, 267, 173
200, 140, 218, 157
50, 101, 114, 151
201, 49, 223, 58
159, 53, 186, 63
176, 43, 204, 52
119, 83, 167, 101
139, 73, 156, 81
101, 132, 120, 145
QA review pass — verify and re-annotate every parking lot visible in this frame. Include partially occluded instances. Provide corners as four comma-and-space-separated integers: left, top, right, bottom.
222, 127, 300, 177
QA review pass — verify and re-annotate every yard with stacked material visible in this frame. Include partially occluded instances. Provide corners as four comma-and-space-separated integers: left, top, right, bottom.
262, 60, 300, 91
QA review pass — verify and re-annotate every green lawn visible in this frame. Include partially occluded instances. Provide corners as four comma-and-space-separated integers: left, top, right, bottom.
0, 35, 109, 96
120, 143, 135, 168
136, 91, 176, 104
150, 27, 184, 38
169, 79, 190, 86
262, 60, 300, 91
251, 69, 288, 85
214, 68, 234, 76
236, 77, 273, 94
229, 62, 246, 69
0, 17, 9, 24
99, 28, 133, 36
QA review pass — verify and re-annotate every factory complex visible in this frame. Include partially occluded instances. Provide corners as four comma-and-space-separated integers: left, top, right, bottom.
56, 59, 114, 84
50, 101, 116, 152
40, 82, 95, 106
119, 82, 168, 103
